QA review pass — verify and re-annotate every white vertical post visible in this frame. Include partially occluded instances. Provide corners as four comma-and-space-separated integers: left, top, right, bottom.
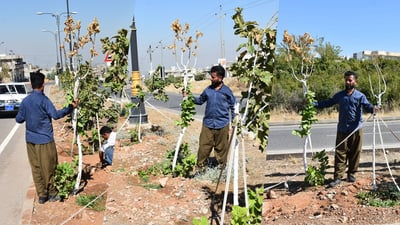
372, 116, 377, 190
220, 102, 239, 224
233, 139, 239, 205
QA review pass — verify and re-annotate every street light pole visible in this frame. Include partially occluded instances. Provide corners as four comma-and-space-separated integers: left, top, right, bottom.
147, 45, 154, 72
157, 40, 166, 79
66, 0, 74, 71
0, 41, 4, 54
36, 11, 77, 73
42, 29, 60, 74
158, 40, 164, 66
0, 41, 7, 55
55, 14, 64, 71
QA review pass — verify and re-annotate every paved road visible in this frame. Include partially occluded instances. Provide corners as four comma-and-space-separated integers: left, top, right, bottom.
144, 92, 400, 154
267, 120, 400, 154
0, 118, 31, 225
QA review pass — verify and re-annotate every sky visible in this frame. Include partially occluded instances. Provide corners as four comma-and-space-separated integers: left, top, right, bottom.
1, 0, 399, 77
277, 0, 400, 58
0, 0, 278, 76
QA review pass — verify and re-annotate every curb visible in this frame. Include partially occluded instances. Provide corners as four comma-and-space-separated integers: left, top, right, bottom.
269, 116, 400, 126
267, 147, 400, 160
21, 183, 35, 225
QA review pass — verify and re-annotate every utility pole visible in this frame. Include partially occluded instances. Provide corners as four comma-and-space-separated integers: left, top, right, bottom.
219, 4, 226, 59
147, 45, 154, 72
37, 11, 77, 73
42, 29, 60, 76
158, 40, 165, 66
0, 42, 5, 54
66, 0, 74, 71
157, 40, 165, 79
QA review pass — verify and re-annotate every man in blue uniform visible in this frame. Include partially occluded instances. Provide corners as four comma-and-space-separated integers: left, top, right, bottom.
188, 65, 236, 174
314, 71, 377, 187
16, 71, 78, 203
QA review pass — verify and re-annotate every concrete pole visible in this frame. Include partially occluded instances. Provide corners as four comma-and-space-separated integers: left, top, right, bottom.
129, 16, 148, 124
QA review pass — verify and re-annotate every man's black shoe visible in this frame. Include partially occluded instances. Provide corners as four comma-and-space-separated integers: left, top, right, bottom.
49, 195, 61, 202
38, 196, 48, 204
329, 179, 341, 188
348, 174, 356, 183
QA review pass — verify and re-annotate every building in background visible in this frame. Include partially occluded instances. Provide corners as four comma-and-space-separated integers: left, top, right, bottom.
353, 50, 400, 60
0, 54, 26, 82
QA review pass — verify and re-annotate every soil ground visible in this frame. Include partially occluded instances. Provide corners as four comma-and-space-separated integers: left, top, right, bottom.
25, 80, 400, 225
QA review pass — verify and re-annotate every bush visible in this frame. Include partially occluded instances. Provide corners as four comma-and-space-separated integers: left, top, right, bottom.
54, 157, 78, 199
230, 187, 264, 225
357, 183, 400, 207
304, 150, 329, 186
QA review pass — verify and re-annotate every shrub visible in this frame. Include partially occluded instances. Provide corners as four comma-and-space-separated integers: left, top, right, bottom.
304, 150, 329, 186
357, 184, 400, 207
230, 187, 264, 225
54, 157, 78, 199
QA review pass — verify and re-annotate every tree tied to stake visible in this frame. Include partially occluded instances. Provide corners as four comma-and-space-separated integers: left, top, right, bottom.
230, 7, 277, 152
282, 30, 318, 171
168, 19, 201, 170
60, 16, 130, 194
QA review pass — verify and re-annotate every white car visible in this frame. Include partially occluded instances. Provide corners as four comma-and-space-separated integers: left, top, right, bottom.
0, 82, 31, 115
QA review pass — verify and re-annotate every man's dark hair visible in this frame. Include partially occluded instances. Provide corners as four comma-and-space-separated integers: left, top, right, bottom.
30, 70, 45, 89
344, 70, 357, 80
100, 126, 112, 135
210, 65, 225, 78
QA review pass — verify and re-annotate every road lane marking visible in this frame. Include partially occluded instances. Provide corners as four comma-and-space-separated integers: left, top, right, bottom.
0, 123, 20, 155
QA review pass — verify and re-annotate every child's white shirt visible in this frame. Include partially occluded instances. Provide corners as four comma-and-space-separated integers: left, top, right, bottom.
101, 131, 116, 152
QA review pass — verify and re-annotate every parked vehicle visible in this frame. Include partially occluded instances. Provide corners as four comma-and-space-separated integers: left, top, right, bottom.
0, 99, 20, 115
0, 82, 31, 115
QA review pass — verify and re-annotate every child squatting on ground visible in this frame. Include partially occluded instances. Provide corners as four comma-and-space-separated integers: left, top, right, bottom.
99, 126, 116, 168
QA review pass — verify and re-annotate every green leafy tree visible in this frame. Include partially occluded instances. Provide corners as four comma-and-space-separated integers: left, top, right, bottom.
58, 15, 130, 193
230, 7, 277, 152
274, 35, 400, 114
100, 29, 130, 96
60, 21, 129, 141
314, 37, 342, 73
144, 65, 172, 102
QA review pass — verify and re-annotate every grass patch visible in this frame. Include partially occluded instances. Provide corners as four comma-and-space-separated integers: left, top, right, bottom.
142, 183, 162, 190
357, 183, 400, 207
76, 193, 106, 211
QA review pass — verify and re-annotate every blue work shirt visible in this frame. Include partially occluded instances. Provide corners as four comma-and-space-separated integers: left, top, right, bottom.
16, 90, 73, 144
194, 84, 236, 129
314, 89, 374, 133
